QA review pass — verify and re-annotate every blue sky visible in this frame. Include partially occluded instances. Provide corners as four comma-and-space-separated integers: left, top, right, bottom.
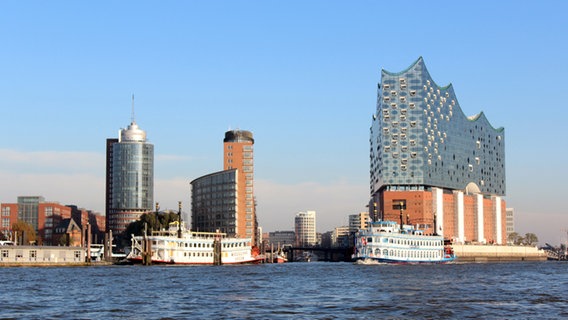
1, 1, 567, 245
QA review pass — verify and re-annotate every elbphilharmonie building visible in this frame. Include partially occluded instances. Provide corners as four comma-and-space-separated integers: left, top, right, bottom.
370, 57, 506, 244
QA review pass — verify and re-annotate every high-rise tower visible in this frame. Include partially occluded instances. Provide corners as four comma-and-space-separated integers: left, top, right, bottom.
370, 57, 506, 244
106, 107, 154, 235
190, 129, 258, 245
223, 130, 257, 245
295, 211, 317, 246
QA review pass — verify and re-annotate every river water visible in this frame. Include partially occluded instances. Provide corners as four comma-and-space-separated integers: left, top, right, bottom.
0, 261, 567, 319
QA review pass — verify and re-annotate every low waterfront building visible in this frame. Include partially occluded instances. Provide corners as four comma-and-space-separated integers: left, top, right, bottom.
0, 245, 86, 266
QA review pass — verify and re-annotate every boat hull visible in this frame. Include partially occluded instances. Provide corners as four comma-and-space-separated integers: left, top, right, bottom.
353, 255, 456, 264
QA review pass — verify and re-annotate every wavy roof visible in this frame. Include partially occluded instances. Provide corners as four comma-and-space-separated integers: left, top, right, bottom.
383, 57, 504, 133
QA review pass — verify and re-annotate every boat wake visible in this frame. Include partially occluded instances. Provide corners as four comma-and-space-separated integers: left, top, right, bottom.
353, 259, 384, 265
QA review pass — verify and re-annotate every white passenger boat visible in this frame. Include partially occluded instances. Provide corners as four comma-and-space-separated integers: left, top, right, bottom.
127, 222, 263, 265
352, 220, 456, 264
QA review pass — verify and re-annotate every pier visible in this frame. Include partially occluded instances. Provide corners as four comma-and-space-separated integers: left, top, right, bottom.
283, 246, 353, 262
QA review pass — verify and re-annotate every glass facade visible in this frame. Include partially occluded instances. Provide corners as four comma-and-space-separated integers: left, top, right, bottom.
108, 121, 154, 234
17, 196, 44, 231
370, 57, 506, 197
191, 169, 238, 235
111, 143, 154, 210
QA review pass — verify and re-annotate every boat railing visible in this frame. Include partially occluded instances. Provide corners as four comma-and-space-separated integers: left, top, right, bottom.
150, 229, 228, 239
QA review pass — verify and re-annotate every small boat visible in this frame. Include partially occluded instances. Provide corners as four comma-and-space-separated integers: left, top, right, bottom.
352, 220, 456, 264
273, 249, 288, 263
127, 222, 264, 265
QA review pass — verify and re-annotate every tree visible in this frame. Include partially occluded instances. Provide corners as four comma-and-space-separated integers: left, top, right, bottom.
507, 232, 522, 245
120, 211, 182, 247
12, 220, 37, 245
522, 233, 539, 246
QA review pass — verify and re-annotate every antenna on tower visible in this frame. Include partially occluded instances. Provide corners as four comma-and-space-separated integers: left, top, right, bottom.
131, 94, 136, 124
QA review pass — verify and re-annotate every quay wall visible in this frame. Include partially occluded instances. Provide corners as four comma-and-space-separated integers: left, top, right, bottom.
454, 244, 547, 262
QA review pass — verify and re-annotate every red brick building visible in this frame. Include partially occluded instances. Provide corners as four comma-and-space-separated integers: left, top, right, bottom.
1, 197, 105, 245
377, 188, 506, 244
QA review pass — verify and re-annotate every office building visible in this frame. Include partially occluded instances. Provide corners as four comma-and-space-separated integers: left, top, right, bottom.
191, 130, 258, 245
349, 212, 370, 233
106, 115, 154, 235
191, 169, 238, 234
223, 130, 257, 245
506, 208, 515, 242
1, 197, 104, 245
370, 57, 506, 244
267, 231, 295, 247
295, 211, 317, 246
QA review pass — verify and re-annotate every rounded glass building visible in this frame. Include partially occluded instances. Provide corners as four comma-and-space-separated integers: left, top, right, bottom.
108, 121, 154, 234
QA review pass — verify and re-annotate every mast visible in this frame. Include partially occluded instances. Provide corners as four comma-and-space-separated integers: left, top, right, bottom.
131, 94, 136, 124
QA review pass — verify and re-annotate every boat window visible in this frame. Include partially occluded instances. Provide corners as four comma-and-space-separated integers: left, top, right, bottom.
383, 249, 388, 256
382, 238, 388, 243
367, 237, 373, 243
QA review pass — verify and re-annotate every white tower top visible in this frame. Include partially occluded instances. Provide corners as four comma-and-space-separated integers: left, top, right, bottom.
119, 94, 147, 142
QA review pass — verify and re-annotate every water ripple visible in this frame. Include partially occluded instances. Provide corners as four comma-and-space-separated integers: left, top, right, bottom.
1, 262, 567, 318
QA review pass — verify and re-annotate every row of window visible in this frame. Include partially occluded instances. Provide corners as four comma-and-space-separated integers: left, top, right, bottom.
369, 237, 442, 247
160, 241, 246, 249
365, 247, 442, 259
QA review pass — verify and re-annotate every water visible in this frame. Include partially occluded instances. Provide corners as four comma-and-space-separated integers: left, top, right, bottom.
0, 261, 567, 319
